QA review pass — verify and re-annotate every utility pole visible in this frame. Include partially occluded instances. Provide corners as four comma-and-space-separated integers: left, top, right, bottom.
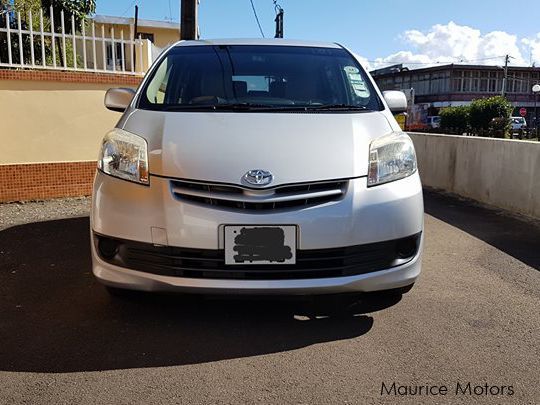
134, 5, 139, 40
502, 54, 510, 98
180, 0, 198, 40
133, 5, 138, 69
274, 3, 283, 38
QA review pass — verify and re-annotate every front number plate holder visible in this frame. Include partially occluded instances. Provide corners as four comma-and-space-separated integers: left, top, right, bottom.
224, 225, 296, 265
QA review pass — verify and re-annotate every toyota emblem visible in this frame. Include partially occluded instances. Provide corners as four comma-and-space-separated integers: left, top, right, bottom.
242, 169, 273, 187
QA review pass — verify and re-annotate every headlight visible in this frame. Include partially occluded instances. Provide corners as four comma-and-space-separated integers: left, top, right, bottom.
98, 129, 149, 185
368, 133, 417, 187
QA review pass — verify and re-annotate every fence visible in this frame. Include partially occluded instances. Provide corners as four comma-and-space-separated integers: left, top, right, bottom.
0, 6, 154, 75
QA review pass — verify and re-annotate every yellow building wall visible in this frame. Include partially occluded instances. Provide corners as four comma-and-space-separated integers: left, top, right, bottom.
0, 78, 138, 164
97, 23, 179, 48
87, 23, 177, 72
145, 27, 179, 48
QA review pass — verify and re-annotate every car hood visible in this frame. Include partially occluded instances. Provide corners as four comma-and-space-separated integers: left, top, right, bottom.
121, 110, 394, 186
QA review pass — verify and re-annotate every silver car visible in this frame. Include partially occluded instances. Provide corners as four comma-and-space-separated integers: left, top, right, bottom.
91, 39, 423, 298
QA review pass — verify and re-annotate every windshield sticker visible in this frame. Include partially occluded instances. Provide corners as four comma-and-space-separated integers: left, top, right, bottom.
344, 67, 370, 97
344, 66, 359, 74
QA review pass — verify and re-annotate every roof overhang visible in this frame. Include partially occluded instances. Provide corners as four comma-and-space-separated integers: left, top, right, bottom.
91, 15, 179, 30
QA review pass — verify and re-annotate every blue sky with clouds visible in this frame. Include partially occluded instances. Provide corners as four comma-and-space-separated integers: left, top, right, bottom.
96, 0, 540, 68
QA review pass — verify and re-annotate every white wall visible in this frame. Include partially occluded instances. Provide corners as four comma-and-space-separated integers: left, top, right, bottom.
409, 133, 540, 219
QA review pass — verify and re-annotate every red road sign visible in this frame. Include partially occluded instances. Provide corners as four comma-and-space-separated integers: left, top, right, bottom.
519, 108, 527, 117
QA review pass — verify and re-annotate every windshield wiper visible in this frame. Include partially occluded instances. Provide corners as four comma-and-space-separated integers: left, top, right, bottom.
159, 103, 371, 112
160, 103, 277, 112
216, 102, 277, 110
161, 104, 218, 111
305, 104, 370, 111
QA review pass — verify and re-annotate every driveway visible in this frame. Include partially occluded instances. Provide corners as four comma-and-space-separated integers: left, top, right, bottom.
0, 190, 539, 404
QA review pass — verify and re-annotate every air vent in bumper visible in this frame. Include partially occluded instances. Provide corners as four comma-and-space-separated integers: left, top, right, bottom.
94, 233, 422, 280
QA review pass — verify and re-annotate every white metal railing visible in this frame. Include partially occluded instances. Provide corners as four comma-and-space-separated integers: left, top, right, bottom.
0, 6, 153, 75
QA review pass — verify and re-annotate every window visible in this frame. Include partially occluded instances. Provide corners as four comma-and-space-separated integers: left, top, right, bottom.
145, 57, 171, 103
480, 72, 488, 92
471, 71, 480, 92
452, 71, 462, 92
463, 71, 472, 92
137, 32, 155, 43
232, 75, 270, 92
106, 43, 123, 70
140, 45, 382, 112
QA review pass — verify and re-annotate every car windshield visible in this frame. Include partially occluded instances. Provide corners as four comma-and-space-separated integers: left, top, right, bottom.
138, 45, 382, 112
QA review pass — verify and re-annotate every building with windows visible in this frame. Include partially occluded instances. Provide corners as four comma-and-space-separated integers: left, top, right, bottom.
91, 15, 179, 49
371, 64, 540, 123
89, 15, 179, 72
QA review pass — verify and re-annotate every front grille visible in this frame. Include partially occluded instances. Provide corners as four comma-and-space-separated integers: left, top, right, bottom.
94, 233, 421, 280
170, 179, 348, 211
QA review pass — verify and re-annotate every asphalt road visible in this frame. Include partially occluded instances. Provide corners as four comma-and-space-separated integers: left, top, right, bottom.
0, 190, 539, 405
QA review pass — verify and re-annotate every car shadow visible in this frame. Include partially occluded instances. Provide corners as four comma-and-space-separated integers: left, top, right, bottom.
423, 189, 540, 270
0, 217, 401, 373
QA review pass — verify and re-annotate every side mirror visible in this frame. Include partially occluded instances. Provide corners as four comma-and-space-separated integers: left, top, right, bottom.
104, 88, 136, 112
383, 90, 408, 114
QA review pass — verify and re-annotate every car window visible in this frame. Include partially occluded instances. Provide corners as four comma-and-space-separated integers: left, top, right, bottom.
138, 45, 382, 112
232, 75, 269, 92
145, 57, 170, 104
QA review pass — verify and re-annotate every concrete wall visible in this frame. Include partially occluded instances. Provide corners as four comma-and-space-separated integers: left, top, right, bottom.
0, 72, 140, 164
409, 133, 540, 218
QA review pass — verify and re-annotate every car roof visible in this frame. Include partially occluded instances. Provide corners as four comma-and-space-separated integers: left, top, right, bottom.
173, 38, 343, 49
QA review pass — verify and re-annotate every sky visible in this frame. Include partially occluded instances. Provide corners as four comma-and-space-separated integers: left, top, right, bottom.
96, 0, 540, 69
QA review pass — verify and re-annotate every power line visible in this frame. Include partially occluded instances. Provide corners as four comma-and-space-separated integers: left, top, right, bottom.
249, 0, 265, 38
368, 55, 511, 67
121, 0, 140, 17
459, 55, 506, 63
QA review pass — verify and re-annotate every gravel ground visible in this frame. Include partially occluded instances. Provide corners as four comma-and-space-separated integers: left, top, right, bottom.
0, 197, 91, 231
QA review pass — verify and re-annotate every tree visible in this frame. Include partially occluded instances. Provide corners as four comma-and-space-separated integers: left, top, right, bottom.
41, 0, 96, 66
1, 0, 95, 67
440, 105, 470, 134
0, 1, 35, 65
469, 96, 513, 138
42, 0, 96, 28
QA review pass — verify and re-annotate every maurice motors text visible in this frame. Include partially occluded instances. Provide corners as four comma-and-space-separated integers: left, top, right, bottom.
380, 381, 514, 397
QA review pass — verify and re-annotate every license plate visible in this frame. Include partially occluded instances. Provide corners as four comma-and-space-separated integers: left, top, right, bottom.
224, 225, 296, 265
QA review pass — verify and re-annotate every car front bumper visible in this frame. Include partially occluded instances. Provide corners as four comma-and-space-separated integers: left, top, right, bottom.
91, 171, 424, 294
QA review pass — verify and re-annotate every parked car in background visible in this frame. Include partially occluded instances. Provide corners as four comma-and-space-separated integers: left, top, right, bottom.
91, 39, 424, 302
510, 116, 527, 132
427, 116, 441, 129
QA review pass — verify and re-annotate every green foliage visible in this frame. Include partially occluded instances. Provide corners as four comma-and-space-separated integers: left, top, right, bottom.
488, 117, 510, 139
42, 0, 96, 34
14, 0, 42, 21
440, 105, 469, 134
1, 0, 93, 68
439, 96, 513, 138
469, 96, 513, 137
41, 1, 96, 67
